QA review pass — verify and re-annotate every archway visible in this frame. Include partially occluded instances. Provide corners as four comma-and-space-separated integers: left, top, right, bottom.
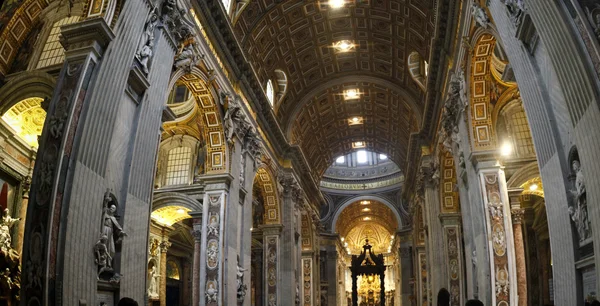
250, 166, 282, 306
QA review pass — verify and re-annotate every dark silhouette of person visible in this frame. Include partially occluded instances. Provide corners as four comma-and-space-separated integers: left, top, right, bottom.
591, 300, 600, 306
465, 299, 484, 306
437, 288, 450, 306
117, 297, 139, 306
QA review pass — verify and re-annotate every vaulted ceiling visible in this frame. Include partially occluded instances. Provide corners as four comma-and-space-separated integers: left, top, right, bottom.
233, 0, 437, 177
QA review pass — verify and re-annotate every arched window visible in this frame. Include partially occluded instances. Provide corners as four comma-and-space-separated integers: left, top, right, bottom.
36, 16, 80, 69
266, 80, 275, 106
165, 146, 192, 186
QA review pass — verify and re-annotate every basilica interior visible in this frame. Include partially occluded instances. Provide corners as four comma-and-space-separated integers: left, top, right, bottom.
0, 0, 599, 305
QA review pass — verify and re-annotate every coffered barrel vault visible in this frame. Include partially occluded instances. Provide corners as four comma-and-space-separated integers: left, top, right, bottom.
233, 0, 436, 177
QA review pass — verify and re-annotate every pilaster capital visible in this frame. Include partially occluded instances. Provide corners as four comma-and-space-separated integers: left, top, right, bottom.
160, 240, 171, 253
60, 17, 115, 57
260, 224, 283, 236
511, 208, 525, 224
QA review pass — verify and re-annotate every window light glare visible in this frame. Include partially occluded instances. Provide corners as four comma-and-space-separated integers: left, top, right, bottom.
177, 208, 185, 214
357, 150, 367, 163
362, 208, 371, 212
336, 156, 345, 163
352, 117, 360, 123
529, 184, 538, 191
379, 154, 387, 160
500, 141, 513, 156
344, 88, 359, 99
360, 200, 370, 205
329, 0, 345, 8
363, 216, 371, 221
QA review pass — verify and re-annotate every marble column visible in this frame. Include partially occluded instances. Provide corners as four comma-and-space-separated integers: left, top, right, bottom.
279, 172, 302, 305
190, 212, 202, 306
477, 162, 518, 306
16, 179, 30, 255
160, 238, 171, 306
262, 224, 282, 306
508, 190, 527, 306
398, 229, 413, 306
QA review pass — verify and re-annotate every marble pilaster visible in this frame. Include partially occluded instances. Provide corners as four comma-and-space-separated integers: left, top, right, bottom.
198, 175, 233, 306
508, 190, 527, 306
478, 163, 518, 306
190, 212, 202, 306
159, 238, 171, 306
398, 229, 413, 306
262, 224, 282, 306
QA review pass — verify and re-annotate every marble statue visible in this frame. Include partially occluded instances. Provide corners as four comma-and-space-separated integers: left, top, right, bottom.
195, 139, 207, 175
471, 2, 490, 29
0, 208, 21, 303
101, 198, 126, 259
236, 256, 248, 301
223, 97, 244, 144
148, 266, 159, 298
174, 42, 201, 72
94, 235, 112, 278
136, 7, 159, 74
568, 160, 591, 242
96, 190, 126, 280
0, 208, 19, 252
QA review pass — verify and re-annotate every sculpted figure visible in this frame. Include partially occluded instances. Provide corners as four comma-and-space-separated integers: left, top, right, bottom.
147, 265, 159, 298
0, 209, 19, 252
136, 8, 159, 74
569, 160, 591, 241
471, 2, 490, 28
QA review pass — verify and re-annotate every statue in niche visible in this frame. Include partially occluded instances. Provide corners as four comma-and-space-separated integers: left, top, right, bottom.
0, 208, 20, 303
136, 7, 159, 74
252, 200, 264, 227
471, 2, 490, 29
147, 265, 160, 298
236, 256, 248, 301
568, 160, 591, 242
195, 139, 207, 175
96, 190, 127, 281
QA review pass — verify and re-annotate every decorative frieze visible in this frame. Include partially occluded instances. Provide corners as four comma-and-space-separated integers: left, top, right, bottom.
204, 194, 222, 306
480, 171, 516, 306
445, 227, 462, 306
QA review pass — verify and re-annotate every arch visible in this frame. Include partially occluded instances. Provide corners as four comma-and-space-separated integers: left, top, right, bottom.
284, 75, 423, 139
330, 195, 402, 233
0, 0, 49, 76
166, 69, 228, 174
0, 71, 55, 114
407, 51, 427, 91
252, 167, 281, 225
152, 192, 202, 212
506, 162, 540, 189
467, 32, 502, 152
